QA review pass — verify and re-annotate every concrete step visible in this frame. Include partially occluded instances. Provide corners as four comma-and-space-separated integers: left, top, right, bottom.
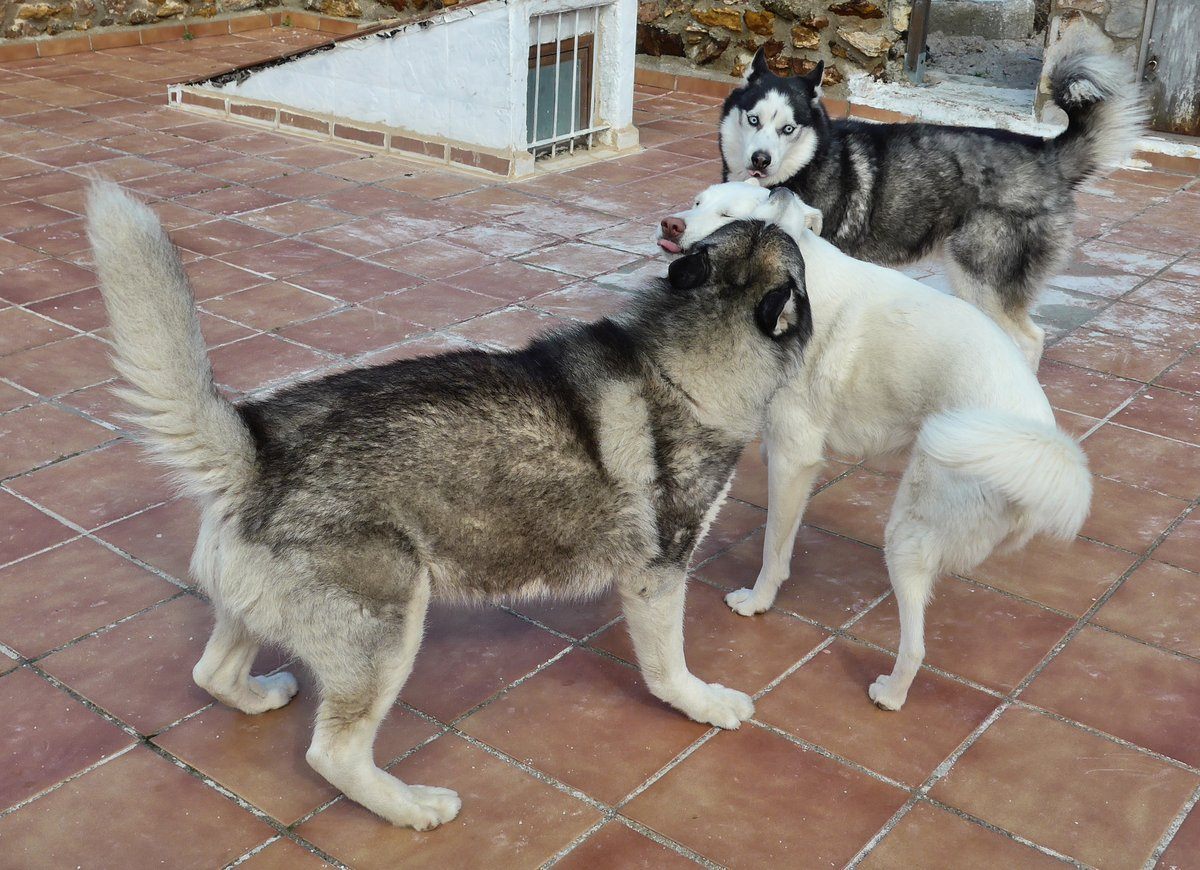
929, 0, 1036, 39
925, 32, 1044, 89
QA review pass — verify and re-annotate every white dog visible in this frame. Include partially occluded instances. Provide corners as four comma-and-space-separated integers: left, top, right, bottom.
657, 178, 822, 255
659, 182, 1092, 710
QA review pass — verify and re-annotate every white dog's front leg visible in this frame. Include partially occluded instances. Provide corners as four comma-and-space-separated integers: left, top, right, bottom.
726, 425, 825, 616
619, 572, 753, 729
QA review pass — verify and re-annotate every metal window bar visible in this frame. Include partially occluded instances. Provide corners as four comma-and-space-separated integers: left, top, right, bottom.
527, 6, 608, 157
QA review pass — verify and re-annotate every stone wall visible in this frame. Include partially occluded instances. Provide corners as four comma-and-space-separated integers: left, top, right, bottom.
1047, 0, 1146, 66
636, 1, 912, 91
0, 0, 426, 39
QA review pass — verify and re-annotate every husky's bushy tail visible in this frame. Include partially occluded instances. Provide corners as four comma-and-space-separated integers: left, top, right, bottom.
86, 181, 256, 501
918, 409, 1092, 542
1045, 20, 1146, 185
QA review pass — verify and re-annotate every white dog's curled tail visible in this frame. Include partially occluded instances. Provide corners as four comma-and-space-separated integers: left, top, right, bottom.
918, 409, 1092, 542
1044, 20, 1146, 185
86, 181, 256, 501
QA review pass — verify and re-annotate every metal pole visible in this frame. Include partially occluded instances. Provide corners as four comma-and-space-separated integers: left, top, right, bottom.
588, 3, 599, 149
531, 14, 541, 147
1135, 0, 1158, 81
905, 0, 932, 84
569, 8, 579, 153
552, 12, 563, 152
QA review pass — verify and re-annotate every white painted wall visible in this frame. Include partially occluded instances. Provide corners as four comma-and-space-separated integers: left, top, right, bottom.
212, 0, 637, 156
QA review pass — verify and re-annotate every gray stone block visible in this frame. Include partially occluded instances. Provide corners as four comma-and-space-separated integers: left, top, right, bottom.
929, 0, 1037, 39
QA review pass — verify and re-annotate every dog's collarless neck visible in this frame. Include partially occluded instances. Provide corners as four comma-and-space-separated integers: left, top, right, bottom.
647, 359, 702, 415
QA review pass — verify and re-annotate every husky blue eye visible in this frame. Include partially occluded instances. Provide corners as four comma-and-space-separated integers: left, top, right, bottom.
783, 125, 796, 135
747, 114, 759, 127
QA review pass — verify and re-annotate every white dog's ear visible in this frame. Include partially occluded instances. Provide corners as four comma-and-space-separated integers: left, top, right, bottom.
800, 201, 823, 235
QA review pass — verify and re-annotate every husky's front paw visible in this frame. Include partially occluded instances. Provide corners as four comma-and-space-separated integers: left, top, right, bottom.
681, 681, 755, 729
724, 587, 771, 617
868, 675, 907, 711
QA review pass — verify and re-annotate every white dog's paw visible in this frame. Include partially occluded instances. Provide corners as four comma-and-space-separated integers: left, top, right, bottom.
867, 675, 907, 712
403, 785, 462, 831
227, 671, 299, 715
255, 671, 299, 705
724, 587, 771, 617
684, 682, 755, 729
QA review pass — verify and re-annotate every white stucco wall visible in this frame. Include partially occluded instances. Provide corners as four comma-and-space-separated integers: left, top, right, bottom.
212, 0, 637, 155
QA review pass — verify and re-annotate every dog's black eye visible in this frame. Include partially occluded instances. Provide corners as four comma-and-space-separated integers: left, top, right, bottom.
747, 114, 759, 127
782, 125, 796, 135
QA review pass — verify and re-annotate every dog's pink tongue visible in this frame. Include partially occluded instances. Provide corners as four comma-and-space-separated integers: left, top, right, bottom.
657, 238, 682, 254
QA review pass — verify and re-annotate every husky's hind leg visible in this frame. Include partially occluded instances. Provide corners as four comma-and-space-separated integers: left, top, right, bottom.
193, 610, 298, 715
944, 216, 1052, 370
944, 254, 1043, 370
303, 570, 458, 830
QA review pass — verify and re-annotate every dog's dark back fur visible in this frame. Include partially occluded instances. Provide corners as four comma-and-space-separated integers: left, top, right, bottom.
229, 220, 810, 598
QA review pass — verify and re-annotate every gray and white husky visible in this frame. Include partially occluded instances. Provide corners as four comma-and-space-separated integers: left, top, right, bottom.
711, 24, 1144, 366
85, 182, 811, 830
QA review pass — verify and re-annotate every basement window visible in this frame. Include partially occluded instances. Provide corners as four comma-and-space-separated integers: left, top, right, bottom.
527, 9, 606, 158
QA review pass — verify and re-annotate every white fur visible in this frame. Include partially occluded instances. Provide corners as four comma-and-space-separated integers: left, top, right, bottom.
678, 185, 1092, 711
658, 181, 823, 252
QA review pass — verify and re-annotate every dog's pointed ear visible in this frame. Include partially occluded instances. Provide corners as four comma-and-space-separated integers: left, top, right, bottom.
755, 276, 811, 340
667, 247, 711, 293
746, 47, 770, 82
800, 60, 825, 99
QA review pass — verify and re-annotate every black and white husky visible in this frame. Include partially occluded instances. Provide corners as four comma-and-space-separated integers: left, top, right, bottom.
715, 24, 1144, 366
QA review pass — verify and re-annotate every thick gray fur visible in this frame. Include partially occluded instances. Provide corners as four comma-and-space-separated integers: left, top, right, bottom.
84, 181, 811, 830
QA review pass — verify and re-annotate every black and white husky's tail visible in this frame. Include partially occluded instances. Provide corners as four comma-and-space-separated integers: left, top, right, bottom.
918, 409, 1092, 544
86, 182, 256, 501
1046, 21, 1146, 186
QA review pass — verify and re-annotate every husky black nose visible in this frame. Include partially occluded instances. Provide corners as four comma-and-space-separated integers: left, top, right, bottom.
750, 151, 771, 171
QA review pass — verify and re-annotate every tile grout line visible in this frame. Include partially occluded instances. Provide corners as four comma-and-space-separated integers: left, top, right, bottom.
848, 496, 1200, 864
0, 482, 197, 594
1146, 781, 1200, 869
616, 816, 722, 868
921, 795, 1090, 867
138, 739, 353, 870
2, 78, 1198, 867
0, 742, 141, 821
1009, 491, 1200, 703
862, 491, 1200, 864
222, 835, 283, 869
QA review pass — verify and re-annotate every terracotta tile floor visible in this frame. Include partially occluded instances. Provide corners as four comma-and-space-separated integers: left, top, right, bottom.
1, 27, 1198, 870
